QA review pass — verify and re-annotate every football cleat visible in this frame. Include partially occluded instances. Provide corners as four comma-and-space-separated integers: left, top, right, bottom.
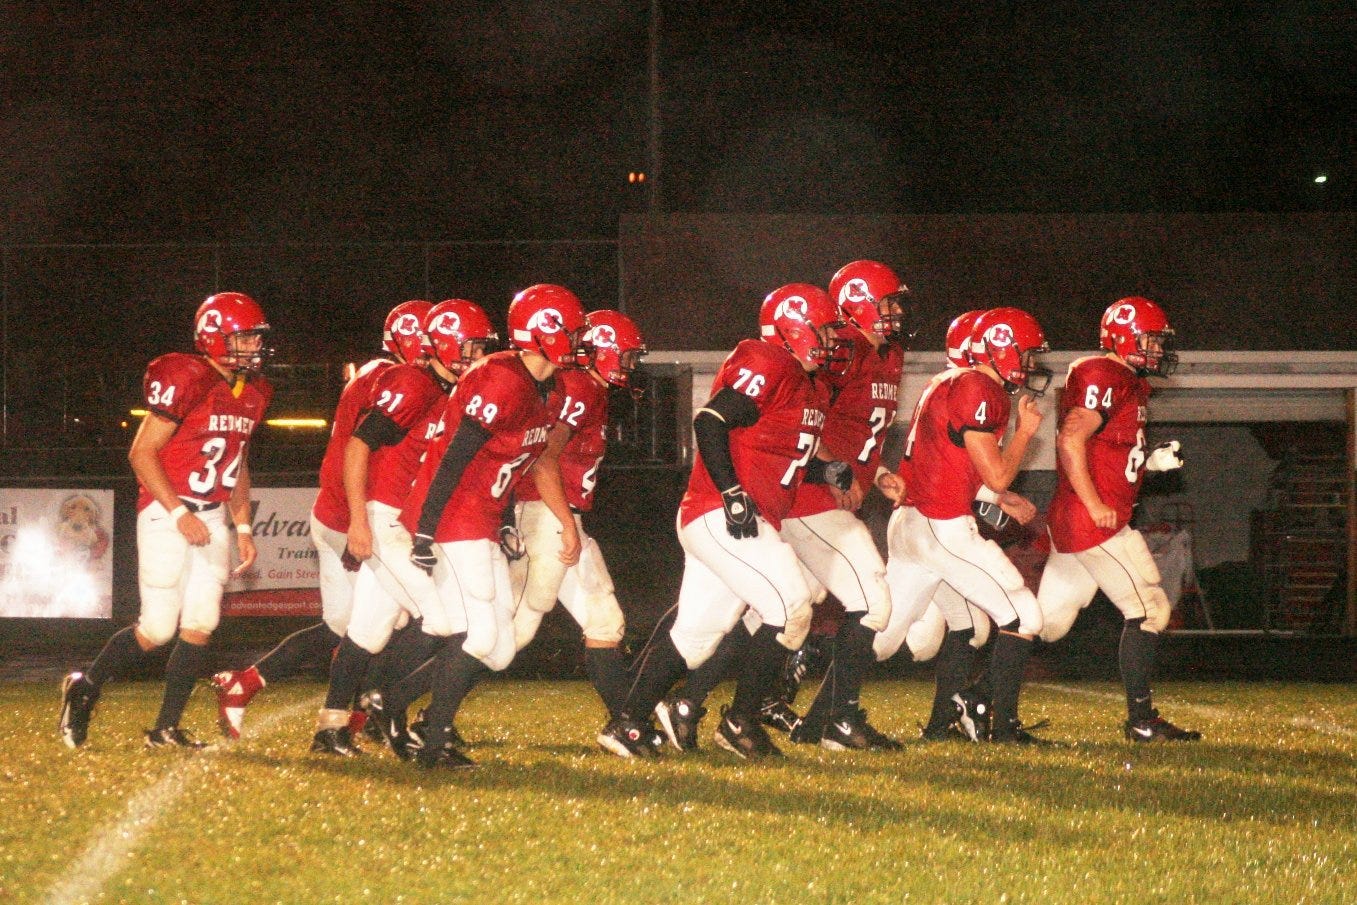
414, 743, 476, 770
758, 699, 804, 735
1124, 712, 1202, 742
144, 727, 210, 750
990, 719, 1055, 746
820, 708, 902, 751
597, 716, 658, 758
59, 672, 100, 749
952, 687, 991, 742
358, 691, 389, 743
714, 707, 783, 760
210, 667, 263, 740
654, 697, 705, 752
364, 691, 415, 760
920, 723, 968, 742
311, 727, 363, 757
788, 717, 823, 745
408, 709, 466, 751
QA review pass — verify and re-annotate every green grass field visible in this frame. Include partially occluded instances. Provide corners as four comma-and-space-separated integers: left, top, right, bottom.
2, 678, 1354, 904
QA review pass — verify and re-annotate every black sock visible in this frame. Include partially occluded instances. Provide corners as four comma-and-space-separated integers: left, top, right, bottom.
384, 633, 454, 714
422, 644, 485, 751
379, 629, 445, 701
799, 656, 837, 736
682, 627, 746, 707
86, 625, 145, 688
730, 624, 788, 717
989, 625, 1034, 730
155, 638, 210, 730
926, 628, 977, 730
1120, 617, 1158, 722
363, 619, 423, 697
622, 632, 688, 717
255, 623, 341, 685
325, 637, 373, 711
829, 614, 875, 719
584, 646, 631, 717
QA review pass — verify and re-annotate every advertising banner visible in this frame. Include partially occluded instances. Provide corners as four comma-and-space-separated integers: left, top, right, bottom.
222, 487, 322, 617
0, 488, 115, 618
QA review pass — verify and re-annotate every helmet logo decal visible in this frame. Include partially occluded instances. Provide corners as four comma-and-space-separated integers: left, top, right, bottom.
526, 307, 564, 334
592, 324, 617, 348
986, 324, 1014, 348
1110, 303, 1137, 326
394, 313, 422, 335
430, 311, 461, 335
840, 278, 872, 305
774, 295, 810, 322
197, 309, 222, 335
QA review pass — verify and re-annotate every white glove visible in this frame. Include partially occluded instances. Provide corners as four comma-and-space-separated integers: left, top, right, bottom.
1144, 440, 1184, 473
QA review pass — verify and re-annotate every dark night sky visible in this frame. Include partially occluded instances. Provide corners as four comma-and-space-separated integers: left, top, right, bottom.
1, 1, 1354, 243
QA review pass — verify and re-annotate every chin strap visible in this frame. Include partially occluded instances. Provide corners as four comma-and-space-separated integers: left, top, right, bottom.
231, 375, 246, 398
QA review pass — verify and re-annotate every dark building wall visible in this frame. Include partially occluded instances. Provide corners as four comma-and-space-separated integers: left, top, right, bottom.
619, 213, 1357, 352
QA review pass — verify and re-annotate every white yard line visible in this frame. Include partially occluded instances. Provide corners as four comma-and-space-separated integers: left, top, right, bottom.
1036, 682, 1357, 737
44, 695, 321, 905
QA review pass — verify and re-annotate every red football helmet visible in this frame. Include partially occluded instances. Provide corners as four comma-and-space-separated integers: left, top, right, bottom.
194, 292, 272, 374
759, 283, 844, 370
584, 309, 648, 394
507, 284, 588, 368
383, 300, 433, 363
970, 307, 1052, 395
945, 309, 984, 368
423, 299, 498, 376
1100, 296, 1178, 377
828, 259, 911, 342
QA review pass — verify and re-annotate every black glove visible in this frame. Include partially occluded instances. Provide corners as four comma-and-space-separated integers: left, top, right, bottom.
972, 500, 1011, 531
410, 534, 437, 575
823, 460, 853, 493
340, 545, 362, 573
720, 486, 760, 539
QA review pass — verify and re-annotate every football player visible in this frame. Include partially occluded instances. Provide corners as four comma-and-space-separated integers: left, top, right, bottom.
209, 300, 434, 743
311, 299, 498, 756
59, 293, 273, 749
371, 284, 585, 769
509, 309, 648, 726
882, 307, 1052, 744
1036, 297, 1198, 742
598, 284, 842, 760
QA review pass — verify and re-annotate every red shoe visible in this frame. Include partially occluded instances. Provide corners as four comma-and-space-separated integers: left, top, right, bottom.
210, 667, 264, 740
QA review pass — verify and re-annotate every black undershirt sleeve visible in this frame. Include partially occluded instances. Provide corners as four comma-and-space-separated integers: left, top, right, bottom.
693, 388, 760, 492
352, 410, 408, 450
415, 418, 493, 539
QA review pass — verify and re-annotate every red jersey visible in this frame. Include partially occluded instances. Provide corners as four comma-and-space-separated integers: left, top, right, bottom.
900, 368, 1009, 520
137, 353, 272, 511
517, 368, 610, 512
366, 374, 448, 511
680, 340, 830, 531
401, 352, 554, 543
1047, 355, 1152, 553
788, 329, 903, 518
311, 358, 391, 532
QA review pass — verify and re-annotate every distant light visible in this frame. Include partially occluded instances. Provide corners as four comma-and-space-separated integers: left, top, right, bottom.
266, 417, 328, 429
129, 408, 149, 418
342, 361, 357, 381
1314, 174, 1328, 184
120, 421, 129, 429
628, 171, 646, 183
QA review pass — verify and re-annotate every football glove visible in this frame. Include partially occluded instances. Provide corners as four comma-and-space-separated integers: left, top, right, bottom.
720, 486, 760, 539
410, 534, 438, 575
340, 545, 362, 573
973, 500, 1011, 531
823, 460, 854, 493
1144, 440, 1184, 473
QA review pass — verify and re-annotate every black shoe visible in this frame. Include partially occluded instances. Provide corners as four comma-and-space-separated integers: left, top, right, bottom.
311, 727, 363, 757
414, 743, 476, 770
59, 672, 100, 749
359, 692, 388, 744
991, 719, 1054, 746
365, 691, 415, 760
821, 708, 902, 751
920, 723, 968, 742
1125, 712, 1202, 742
145, 727, 210, 750
952, 688, 991, 742
714, 707, 783, 760
759, 699, 803, 735
654, 697, 704, 751
779, 636, 825, 704
409, 709, 466, 751
788, 716, 823, 745
597, 716, 658, 758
